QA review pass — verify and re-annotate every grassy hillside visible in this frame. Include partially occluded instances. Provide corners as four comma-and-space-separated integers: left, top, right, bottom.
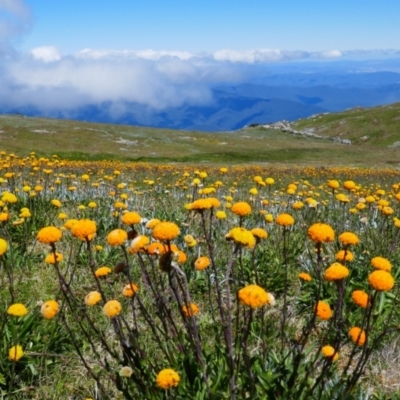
0, 110, 400, 166
292, 101, 400, 147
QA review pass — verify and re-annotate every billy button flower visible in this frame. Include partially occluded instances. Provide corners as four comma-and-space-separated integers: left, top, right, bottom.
194, 256, 210, 271
321, 345, 339, 361
37, 226, 63, 245
226, 227, 256, 249
349, 327, 366, 346
230, 201, 252, 217
45, 252, 63, 264
85, 291, 102, 306
368, 270, 394, 291
275, 213, 295, 227
122, 283, 139, 297
182, 303, 199, 317
338, 232, 359, 247
188, 198, 213, 211
324, 263, 350, 281
251, 228, 268, 242
107, 229, 128, 246
238, 284, 270, 308
351, 290, 369, 308
298, 272, 312, 282
145, 218, 161, 229
335, 250, 354, 262
152, 221, 180, 242
156, 368, 180, 390
146, 242, 166, 255
71, 219, 97, 241
121, 211, 142, 226
103, 300, 122, 318
8, 345, 24, 362
95, 266, 112, 278
371, 256, 392, 272
307, 223, 335, 244
7, 303, 28, 317
315, 301, 332, 320
0, 238, 8, 256
41, 300, 59, 319
129, 235, 150, 254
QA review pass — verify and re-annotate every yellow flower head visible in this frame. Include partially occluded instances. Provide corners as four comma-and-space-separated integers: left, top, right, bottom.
238, 284, 269, 308
152, 221, 180, 242
121, 211, 142, 225
188, 198, 213, 211
95, 266, 112, 278
71, 219, 97, 241
156, 368, 180, 390
0, 238, 8, 256
335, 250, 354, 262
9, 345, 24, 362
371, 256, 392, 272
129, 235, 150, 254
321, 345, 339, 361
298, 272, 312, 282
215, 210, 227, 220
343, 180, 356, 190
231, 201, 252, 217
307, 223, 335, 244
327, 180, 340, 189
41, 300, 59, 319
315, 301, 332, 320
251, 228, 268, 240
349, 327, 366, 346
226, 227, 256, 249
182, 303, 199, 317
107, 229, 128, 246
37, 226, 63, 244
103, 300, 122, 318
324, 263, 349, 281
339, 232, 359, 246
351, 290, 369, 308
194, 256, 211, 271
275, 213, 295, 227
45, 252, 63, 264
7, 303, 28, 317
146, 242, 166, 255
51, 199, 62, 208
85, 291, 102, 306
122, 283, 139, 297
368, 270, 394, 291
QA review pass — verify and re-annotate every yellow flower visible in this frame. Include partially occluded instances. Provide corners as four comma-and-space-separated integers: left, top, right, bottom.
351, 290, 369, 308
37, 226, 63, 244
145, 218, 161, 229
251, 228, 268, 240
324, 263, 349, 281
315, 301, 332, 320
45, 252, 63, 264
7, 303, 28, 317
265, 213, 274, 223
2, 192, 17, 204
298, 272, 312, 282
182, 303, 199, 317
349, 327, 366, 346
0, 212, 10, 222
265, 177, 275, 185
58, 212, 68, 220
122, 283, 139, 297
215, 210, 227, 219
95, 266, 112, 278
41, 300, 59, 319
147, 242, 166, 255
327, 180, 340, 189
152, 222, 180, 242
339, 232, 359, 246
107, 229, 128, 246
188, 198, 213, 211
371, 256, 392, 272
335, 250, 354, 262
226, 227, 256, 249
194, 256, 211, 271
321, 345, 339, 361
231, 201, 252, 217
307, 223, 335, 243
0, 238, 8, 256
121, 211, 142, 225
103, 300, 122, 318
343, 180, 356, 190
368, 270, 394, 291
51, 199, 62, 208
85, 291, 102, 306
9, 345, 24, 362
156, 368, 180, 390
129, 235, 150, 253
238, 285, 269, 308
71, 219, 97, 241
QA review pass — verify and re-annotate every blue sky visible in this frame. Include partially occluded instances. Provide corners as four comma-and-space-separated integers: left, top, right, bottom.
1, 0, 400, 118
20, 0, 400, 55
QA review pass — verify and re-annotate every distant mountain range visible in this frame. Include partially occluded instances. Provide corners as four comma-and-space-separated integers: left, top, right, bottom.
5, 70, 400, 132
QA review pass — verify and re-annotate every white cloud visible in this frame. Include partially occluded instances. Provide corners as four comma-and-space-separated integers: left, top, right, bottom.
30, 46, 61, 62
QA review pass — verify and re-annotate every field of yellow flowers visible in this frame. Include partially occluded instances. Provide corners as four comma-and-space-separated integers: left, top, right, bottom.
1, 151, 400, 399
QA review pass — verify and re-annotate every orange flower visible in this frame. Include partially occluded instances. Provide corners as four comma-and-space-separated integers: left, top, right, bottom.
315, 301, 332, 320
298, 272, 312, 282
370, 257, 392, 272
349, 327, 366, 346
308, 223, 335, 243
122, 283, 139, 297
351, 290, 369, 308
275, 213, 295, 227
231, 202, 252, 217
41, 300, 59, 319
324, 263, 349, 281
37, 226, 62, 244
182, 303, 199, 317
152, 222, 180, 242
194, 256, 210, 271
321, 345, 339, 361
107, 229, 128, 246
339, 232, 359, 246
71, 219, 97, 241
368, 270, 394, 291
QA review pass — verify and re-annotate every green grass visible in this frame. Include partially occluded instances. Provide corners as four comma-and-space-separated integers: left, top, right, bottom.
1, 111, 400, 167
